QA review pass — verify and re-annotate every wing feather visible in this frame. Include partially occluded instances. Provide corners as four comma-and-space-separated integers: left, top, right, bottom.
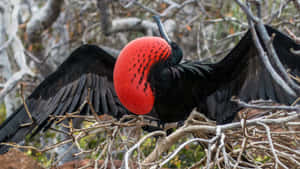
94, 75, 101, 113
200, 25, 300, 123
100, 77, 109, 114
0, 45, 129, 150
153, 25, 300, 124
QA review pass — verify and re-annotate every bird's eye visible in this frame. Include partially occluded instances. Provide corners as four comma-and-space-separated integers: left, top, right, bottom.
171, 42, 179, 50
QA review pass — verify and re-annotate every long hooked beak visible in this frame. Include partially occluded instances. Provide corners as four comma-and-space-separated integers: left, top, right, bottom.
153, 16, 172, 44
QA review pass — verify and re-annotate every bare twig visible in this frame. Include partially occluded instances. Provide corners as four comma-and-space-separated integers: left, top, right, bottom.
233, 137, 248, 169
267, 0, 292, 23
232, 97, 300, 111
1, 138, 73, 153
19, 83, 34, 127
257, 122, 288, 169
125, 131, 165, 169
284, 26, 300, 44
156, 137, 214, 168
236, 0, 300, 97
143, 110, 299, 165
249, 22, 296, 96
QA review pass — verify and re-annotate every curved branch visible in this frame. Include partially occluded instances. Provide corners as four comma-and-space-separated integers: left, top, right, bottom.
143, 111, 299, 164
156, 138, 213, 168
257, 122, 288, 169
125, 131, 166, 169
26, 0, 64, 43
235, 0, 300, 97
291, 48, 300, 56
111, 17, 157, 34
0, 0, 34, 102
82, 17, 176, 43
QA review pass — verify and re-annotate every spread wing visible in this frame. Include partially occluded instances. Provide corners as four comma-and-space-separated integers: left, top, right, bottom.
155, 25, 300, 124
199, 25, 300, 124
0, 45, 128, 153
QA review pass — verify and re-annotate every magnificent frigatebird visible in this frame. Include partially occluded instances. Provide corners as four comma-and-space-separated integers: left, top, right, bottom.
0, 17, 299, 153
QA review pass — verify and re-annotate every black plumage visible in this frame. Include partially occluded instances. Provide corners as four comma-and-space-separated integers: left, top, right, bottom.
150, 25, 300, 124
0, 45, 128, 153
0, 25, 299, 154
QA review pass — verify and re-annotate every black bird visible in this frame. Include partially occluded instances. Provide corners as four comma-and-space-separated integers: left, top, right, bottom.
0, 17, 299, 153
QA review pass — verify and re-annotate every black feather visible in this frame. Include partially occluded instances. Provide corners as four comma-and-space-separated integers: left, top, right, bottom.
149, 25, 300, 124
0, 45, 129, 154
0, 25, 299, 154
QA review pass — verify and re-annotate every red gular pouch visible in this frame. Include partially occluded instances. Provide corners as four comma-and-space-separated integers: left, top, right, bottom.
114, 37, 171, 115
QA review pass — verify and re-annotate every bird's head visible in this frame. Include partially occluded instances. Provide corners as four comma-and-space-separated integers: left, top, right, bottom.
113, 16, 183, 115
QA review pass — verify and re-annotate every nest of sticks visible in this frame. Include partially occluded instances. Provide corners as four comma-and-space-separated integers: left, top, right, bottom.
3, 99, 300, 169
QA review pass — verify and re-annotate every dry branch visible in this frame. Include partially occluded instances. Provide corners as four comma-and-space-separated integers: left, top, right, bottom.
235, 0, 300, 97
0, 1, 299, 169
0, 0, 34, 103
2, 97, 299, 169
26, 0, 64, 43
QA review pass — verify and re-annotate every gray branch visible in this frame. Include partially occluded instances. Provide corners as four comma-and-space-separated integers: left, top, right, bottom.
97, 0, 112, 36
250, 22, 296, 96
255, 19, 300, 96
82, 17, 176, 43
291, 48, 300, 56
26, 0, 64, 43
0, 0, 34, 103
232, 98, 300, 111
235, 0, 300, 97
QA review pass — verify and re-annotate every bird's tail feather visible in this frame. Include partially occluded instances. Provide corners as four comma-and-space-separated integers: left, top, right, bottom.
0, 106, 36, 154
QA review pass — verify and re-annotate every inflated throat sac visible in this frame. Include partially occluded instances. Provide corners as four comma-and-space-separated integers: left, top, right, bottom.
114, 37, 171, 115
